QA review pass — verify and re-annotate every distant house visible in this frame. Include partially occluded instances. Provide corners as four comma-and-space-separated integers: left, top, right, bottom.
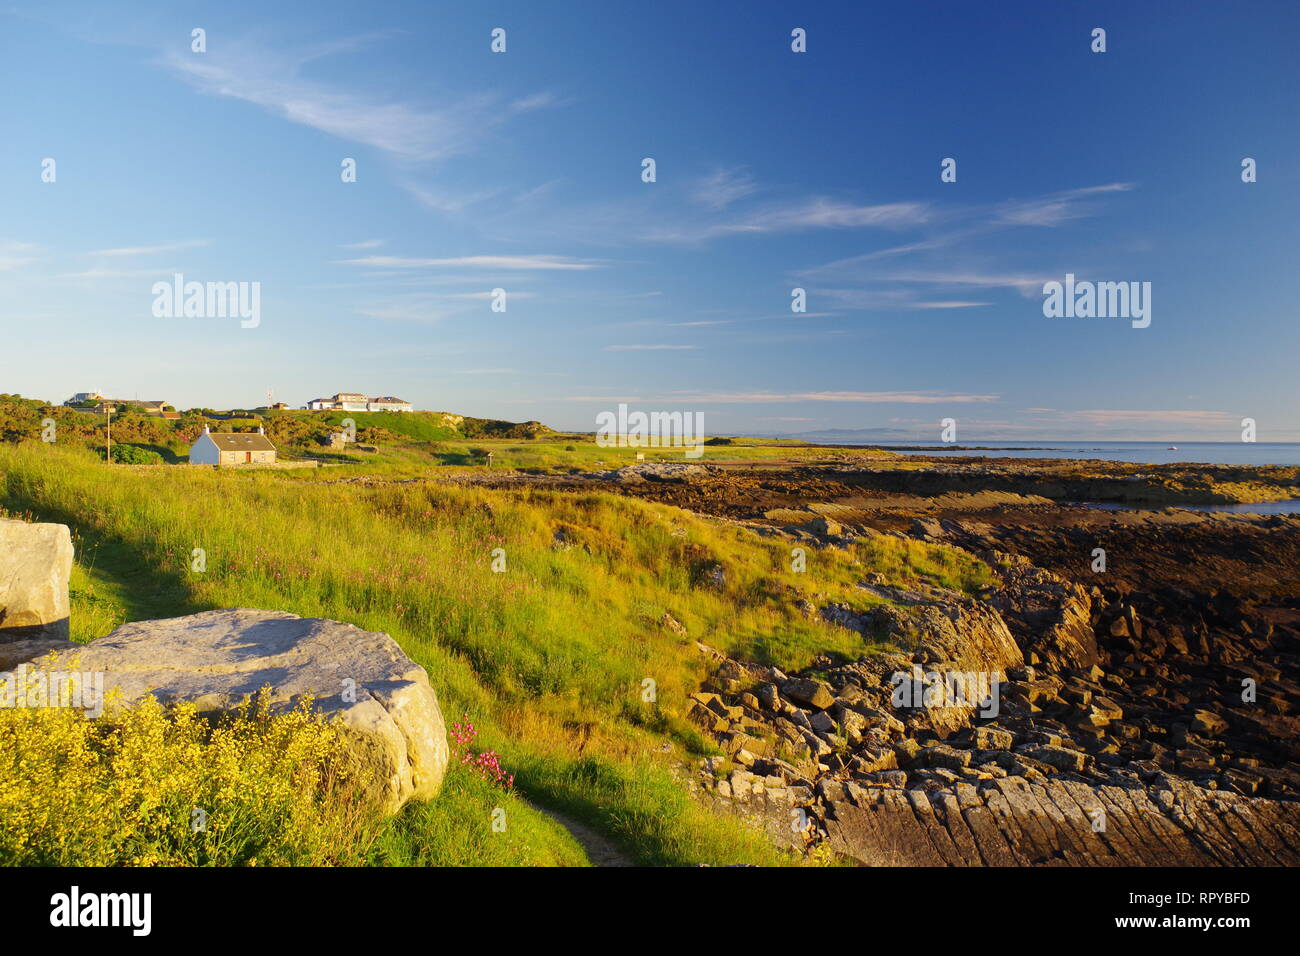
189, 426, 277, 466
368, 396, 414, 412
307, 392, 357, 411
306, 391, 369, 411
268, 402, 289, 410
122, 400, 172, 417
336, 392, 370, 411
67, 395, 176, 418
306, 392, 414, 412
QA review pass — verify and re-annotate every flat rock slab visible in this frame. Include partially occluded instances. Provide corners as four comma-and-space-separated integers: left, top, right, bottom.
0, 637, 79, 671
824, 778, 1300, 866
0, 518, 73, 642
47, 608, 449, 813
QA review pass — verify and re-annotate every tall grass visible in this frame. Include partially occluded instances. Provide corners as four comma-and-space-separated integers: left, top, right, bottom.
0, 443, 990, 865
274, 433, 898, 474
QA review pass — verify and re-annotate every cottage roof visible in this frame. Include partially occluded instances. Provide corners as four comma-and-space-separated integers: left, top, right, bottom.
203, 432, 276, 451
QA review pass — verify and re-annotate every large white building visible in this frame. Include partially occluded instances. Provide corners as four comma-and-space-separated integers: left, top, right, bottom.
189, 426, 277, 466
305, 392, 414, 412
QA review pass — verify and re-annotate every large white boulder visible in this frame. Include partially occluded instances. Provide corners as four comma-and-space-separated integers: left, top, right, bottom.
48, 608, 449, 813
0, 518, 73, 642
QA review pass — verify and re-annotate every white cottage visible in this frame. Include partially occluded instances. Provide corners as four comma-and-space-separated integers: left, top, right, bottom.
189, 426, 277, 466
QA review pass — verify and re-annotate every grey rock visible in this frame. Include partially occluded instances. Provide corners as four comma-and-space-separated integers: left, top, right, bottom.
47, 608, 449, 813
1023, 744, 1088, 773
0, 637, 79, 671
0, 519, 73, 642
922, 744, 973, 770
809, 710, 836, 733
782, 677, 835, 710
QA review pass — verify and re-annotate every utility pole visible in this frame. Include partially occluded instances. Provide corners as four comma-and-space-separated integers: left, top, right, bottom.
105, 406, 112, 463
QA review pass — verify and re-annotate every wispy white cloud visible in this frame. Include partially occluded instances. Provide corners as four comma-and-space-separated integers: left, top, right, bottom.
509, 91, 563, 113
402, 183, 507, 215
159, 36, 558, 164
414, 160, 933, 247
443, 290, 536, 300
870, 269, 1049, 294
340, 254, 602, 271
645, 199, 930, 243
351, 284, 538, 323
352, 291, 475, 323
612, 318, 734, 329
796, 183, 1136, 311
354, 304, 459, 323
52, 267, 183, 280
0, 240, 42, 270
909, 301, 993, 309
89, 239, 209, 257
340, 239, 385, 250
814, 287, 999, 310
691, 167, 758, 211
1031, 408, 1238, 427
558, 395, 646, 403
996, 183, 1135, 227
743, 199, 929, 232
604, 344, 699, 351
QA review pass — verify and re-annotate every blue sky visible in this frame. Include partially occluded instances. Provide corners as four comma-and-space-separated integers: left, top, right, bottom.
2, 0, 1298, 439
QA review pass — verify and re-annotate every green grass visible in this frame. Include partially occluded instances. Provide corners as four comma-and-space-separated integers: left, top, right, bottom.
307, 410, 462, 442
368, 772, 590, 867
0, 442, 990, 866
273, 432, 899, 475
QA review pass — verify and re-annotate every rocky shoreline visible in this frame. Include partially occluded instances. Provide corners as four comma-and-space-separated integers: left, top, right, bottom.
680, 546, 1300, 865
544, 457, 1300, 864
438, 454, 1300, 508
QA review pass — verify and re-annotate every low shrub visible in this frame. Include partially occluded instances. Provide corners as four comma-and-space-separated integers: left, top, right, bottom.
103, 444, 163, 465
0, 685, 383, 866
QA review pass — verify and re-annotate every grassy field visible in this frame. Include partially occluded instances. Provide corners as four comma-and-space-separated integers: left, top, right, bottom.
287, 432, 901, 474
2, 392, 904, 474
0, 441, 991, 866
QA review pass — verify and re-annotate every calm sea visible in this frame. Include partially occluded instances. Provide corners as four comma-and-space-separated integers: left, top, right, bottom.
866, 441, 1300, 467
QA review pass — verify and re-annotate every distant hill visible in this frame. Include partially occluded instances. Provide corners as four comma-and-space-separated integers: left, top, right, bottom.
767, 427, 917, 442
265, 409, 554, 442
0, 395, 556, 456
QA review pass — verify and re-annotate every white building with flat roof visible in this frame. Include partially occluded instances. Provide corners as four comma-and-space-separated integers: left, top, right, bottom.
306, 392, 414, 412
